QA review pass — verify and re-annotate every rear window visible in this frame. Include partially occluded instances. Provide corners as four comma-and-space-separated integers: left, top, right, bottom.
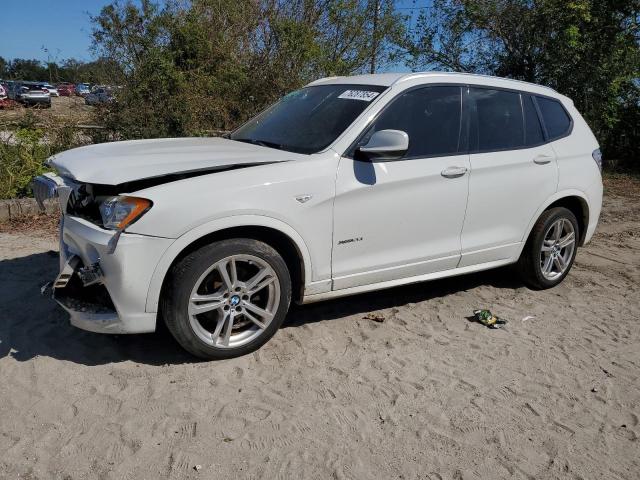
469, 88, 524, 151
536, 96, 571, 140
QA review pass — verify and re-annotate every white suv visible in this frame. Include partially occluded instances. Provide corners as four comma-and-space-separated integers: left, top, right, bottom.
34, 72, 603, 359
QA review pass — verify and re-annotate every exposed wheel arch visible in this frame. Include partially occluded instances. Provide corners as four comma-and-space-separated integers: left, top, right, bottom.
543, 196, 589, 246
522, 191, 590, 250
160, 226, 306, 304
517, 206, 579, 289
145, 216, 313, 316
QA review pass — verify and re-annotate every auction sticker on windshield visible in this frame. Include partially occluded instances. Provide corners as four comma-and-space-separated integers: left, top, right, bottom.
338, 90, 380, 101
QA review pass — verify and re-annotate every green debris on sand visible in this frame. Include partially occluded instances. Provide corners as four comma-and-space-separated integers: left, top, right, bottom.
473, 309, 508, 329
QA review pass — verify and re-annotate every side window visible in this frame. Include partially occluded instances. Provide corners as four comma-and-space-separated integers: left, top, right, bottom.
469, 88, 524, 151
523, 94, 544, 146
358, 86, 462, 158
536, 96, 571, 140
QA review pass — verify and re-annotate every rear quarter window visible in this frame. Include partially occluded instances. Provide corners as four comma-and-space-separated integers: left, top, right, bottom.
523, 95, 545, 146
536, 96, 572, 140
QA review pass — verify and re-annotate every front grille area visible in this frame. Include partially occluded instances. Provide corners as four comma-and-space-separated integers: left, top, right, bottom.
33, 174, 106, 225
65, 183, 104, 225
65, 182, 126, 227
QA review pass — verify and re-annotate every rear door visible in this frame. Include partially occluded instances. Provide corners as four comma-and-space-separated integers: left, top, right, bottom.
460, 87, 558, 267
332, 85, 470, 290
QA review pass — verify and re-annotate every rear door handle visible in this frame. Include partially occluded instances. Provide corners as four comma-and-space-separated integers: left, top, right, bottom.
533, 155, 553, 165
441, 166, 468, 178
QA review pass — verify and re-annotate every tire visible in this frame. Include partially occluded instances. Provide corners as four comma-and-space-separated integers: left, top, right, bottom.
162, 239, 292, 360
517, 207, 579, 289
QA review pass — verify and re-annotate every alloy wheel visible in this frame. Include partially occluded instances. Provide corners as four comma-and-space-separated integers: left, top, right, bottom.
188, 254, 280, 348
539, 218, 576, 280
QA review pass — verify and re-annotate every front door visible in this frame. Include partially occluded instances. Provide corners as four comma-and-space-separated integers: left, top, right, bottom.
332, 85, 470, 290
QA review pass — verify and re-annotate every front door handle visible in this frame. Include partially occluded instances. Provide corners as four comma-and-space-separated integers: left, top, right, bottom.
533, 154, 553, 165
441, 166, 468, 178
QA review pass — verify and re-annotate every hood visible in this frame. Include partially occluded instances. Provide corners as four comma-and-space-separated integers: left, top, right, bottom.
49, 137, 296, 185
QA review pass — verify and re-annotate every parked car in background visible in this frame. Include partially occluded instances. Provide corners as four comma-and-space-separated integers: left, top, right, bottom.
57, 83, 75, 96
84, 87, 114, 105
42, 83, 59, 97
0, 83, 6, 99
7, 81, 51, 107
76, 83, 91, 96
34, 72, 602, 360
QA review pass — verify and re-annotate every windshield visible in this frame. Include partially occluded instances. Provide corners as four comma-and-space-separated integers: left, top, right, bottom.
231, 84, 387, 154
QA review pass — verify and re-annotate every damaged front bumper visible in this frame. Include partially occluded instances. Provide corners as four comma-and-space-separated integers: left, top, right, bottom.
43, 273, 126, 334
46, 214, 174, 334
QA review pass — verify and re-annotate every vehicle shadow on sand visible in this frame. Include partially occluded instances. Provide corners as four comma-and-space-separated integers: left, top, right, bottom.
0, 251, 194, 366
0, 251, 523, 366
286, 266, 523, 328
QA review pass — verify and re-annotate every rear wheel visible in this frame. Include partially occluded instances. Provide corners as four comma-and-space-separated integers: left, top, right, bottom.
517, 207, 579, 289
162, 239, 292, 360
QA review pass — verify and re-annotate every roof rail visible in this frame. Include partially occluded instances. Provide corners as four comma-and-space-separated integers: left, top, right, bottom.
393, 71, 558, 94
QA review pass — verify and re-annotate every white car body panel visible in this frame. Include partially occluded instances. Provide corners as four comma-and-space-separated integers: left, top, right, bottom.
143, 214, 322, 314
128, 154, 338, 282
551, 100, 603, 243
42, 72, 603, 334
332, 152, 470, 290
48, 137, 299, 184
459, 141, 558, 267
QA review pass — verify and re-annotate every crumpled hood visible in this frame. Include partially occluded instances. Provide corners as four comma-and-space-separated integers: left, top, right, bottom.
48, 137, 296, 185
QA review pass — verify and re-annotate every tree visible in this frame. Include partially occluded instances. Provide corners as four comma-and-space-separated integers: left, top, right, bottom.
0, 57, 7, 78
3, 59, 48, 80
405, 0, 640, 166
89, 0, 405, 138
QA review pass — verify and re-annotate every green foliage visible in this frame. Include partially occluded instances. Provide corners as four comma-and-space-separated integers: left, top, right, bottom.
0, 128, 50, 199
89, 0, 405, 138
405, 0, 640, 168
0, 56, 121, 84
0, 117, 89, 199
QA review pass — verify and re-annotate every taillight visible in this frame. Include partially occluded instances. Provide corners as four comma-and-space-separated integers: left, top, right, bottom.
592, 148, 603, 172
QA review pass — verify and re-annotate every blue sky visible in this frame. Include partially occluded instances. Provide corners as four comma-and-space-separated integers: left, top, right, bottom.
0, 0, 429, 63
1, 0, 123, 62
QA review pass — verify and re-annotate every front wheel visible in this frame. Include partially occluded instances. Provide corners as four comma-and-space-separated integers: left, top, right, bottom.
162, 239, 292, 360
517, 207, 579, 289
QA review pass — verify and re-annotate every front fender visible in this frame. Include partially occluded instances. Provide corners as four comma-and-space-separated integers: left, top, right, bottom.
144, 214, 313, 313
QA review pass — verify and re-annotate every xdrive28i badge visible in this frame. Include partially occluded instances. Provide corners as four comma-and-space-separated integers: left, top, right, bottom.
337, 237, 363, 246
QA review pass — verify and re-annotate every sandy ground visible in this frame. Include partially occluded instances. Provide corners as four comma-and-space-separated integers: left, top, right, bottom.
0, 176, 639, 480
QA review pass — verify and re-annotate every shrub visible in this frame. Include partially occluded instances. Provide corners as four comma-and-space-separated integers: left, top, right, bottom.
0, 128, 51, 199
0, 118, 92, 199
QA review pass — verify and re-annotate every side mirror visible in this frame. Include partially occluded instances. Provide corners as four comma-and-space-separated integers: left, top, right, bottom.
357, 129, 409, 161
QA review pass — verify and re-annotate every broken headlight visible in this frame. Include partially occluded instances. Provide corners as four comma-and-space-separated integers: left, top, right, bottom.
99, 196, 152, 230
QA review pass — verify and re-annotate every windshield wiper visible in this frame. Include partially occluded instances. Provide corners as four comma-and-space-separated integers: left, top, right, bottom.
232, 137, 284, 151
